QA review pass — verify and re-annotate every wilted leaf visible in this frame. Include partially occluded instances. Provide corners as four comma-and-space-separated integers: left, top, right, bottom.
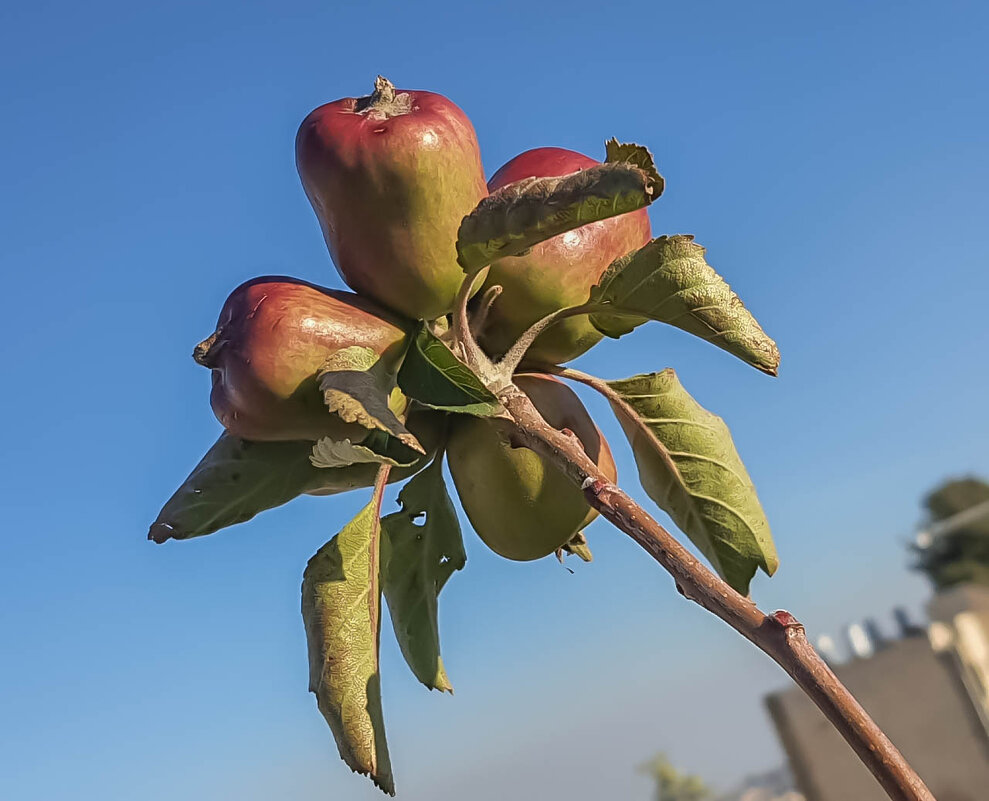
456, 141, 663, 272
302, 474, 394, 795
397, 323, 502, 416
311, 434, 420, 470
604, 370, 777, 594
381, 455, 465, 692
318, 346, 423, 454
589, 236, 780, 375
604, 139, 664, 194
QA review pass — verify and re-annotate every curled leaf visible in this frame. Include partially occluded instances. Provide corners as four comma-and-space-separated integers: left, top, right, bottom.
605, 139, 664, 195
456, 141, 663, 272
604, 370, 778, 594
318, 345, 423, 455
302, 474, 394, 795
320, 345, 382, 373
396, 323, 502, 416
381, 455, 466, 692
311, 434, 420, 470
590, 235, 780, 375
320, 370, 418, 441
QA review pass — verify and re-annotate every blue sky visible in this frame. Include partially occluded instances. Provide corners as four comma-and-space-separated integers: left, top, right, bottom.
1, 1, 987, 799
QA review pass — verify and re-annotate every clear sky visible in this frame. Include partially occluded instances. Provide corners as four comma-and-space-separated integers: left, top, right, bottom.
1, 2, 987, 799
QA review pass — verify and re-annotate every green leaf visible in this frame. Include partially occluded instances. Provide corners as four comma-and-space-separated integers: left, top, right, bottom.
589, 235, 780, 376
381, 455, 466, 692
150, 434, 431, 543
149, 435, 321, 543
397, 323, 502, 416
604, 370, 778, 594
456, 141, 663, 272
302, 475, 394, 796
318, 346, 424, 455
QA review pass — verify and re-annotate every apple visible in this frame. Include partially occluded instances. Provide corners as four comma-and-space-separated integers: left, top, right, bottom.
479, 147, 652, 364
195, 276, 409, 442
296, 76, 488, 321
447, 374, 617, 561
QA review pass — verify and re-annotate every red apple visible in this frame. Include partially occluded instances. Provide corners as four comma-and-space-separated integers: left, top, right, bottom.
194, 276, 409, 442
296, 76, 488, 321
479, 147, 652, 364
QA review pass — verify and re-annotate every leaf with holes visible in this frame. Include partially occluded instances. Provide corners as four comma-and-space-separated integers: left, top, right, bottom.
604, 370, 777, 594
397, 323, 502, 416
456, 140, 663, 272
589, 235, 780, 375
302, 472, 394, 795
381, 454, 466, 692
150, 432, 443, 543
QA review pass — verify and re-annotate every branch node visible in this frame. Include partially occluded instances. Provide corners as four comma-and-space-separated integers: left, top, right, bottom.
771, 609, 802, 629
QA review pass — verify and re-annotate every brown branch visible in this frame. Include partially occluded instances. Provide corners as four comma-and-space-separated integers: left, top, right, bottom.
495, 381, 936, 801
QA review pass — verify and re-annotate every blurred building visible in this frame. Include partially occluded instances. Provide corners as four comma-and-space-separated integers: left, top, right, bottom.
765, 586, 989, 801
717, 766, 805, 801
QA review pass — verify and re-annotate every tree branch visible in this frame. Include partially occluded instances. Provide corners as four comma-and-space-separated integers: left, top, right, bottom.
494, 378, 935, 801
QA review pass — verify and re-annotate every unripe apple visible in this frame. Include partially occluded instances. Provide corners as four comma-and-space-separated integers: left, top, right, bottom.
447, 374, 617, 561
195, 276, 409, 442
479, 147, 652, 364
296, 76, 488, 321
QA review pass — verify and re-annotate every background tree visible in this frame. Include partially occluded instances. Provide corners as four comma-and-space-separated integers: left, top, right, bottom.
911, 476, 989, 589
638, 754, 715, 801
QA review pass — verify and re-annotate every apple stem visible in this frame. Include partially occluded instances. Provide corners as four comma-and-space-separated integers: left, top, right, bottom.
357, 75, 412, 119
371, 75, 396, 105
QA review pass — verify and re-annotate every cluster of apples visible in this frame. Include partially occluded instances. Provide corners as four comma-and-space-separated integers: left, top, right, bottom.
189, 76, 651, 561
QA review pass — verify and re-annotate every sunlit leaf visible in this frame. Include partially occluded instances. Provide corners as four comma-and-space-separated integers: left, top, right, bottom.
604, 370, 778, 594
302, 474, 394, 795
396, 323, 502, 416
456, 141, 663, 272
381, 455, 466, 692
589, 235, 780, 375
